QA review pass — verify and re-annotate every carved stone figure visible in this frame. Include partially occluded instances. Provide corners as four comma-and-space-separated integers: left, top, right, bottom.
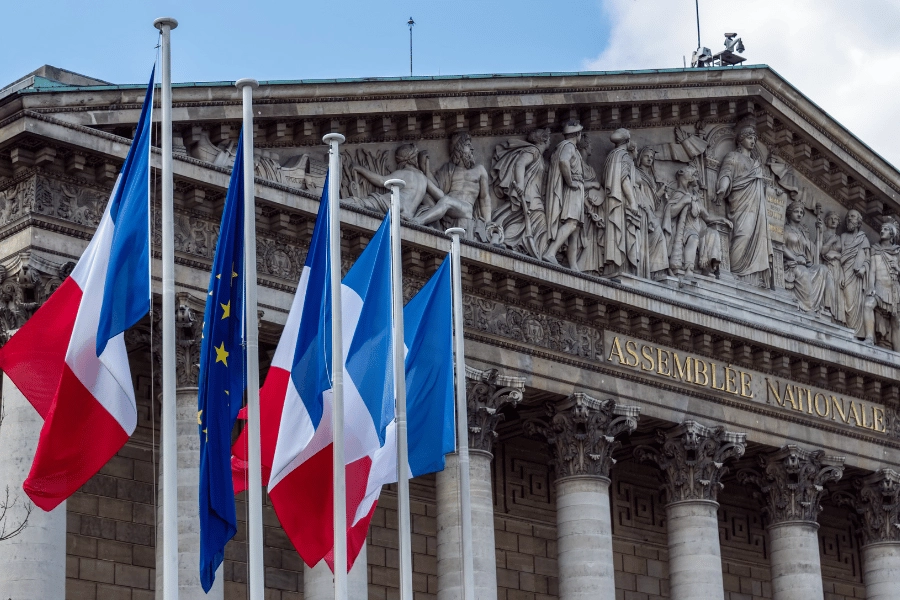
350, 144, 444, 220
601, 128, 640, 277
863, 221, 900, 349
543, 120, 586, 270
416, 133, 493, 239
490, 129, 551, 258
575, 135, 605, 273
667, 166, 728, 278
839, 209, 871, 338
715, 124, 773, 287
633, 147, 670, 276
820, 211, 846, 325
782, 201, 836, 314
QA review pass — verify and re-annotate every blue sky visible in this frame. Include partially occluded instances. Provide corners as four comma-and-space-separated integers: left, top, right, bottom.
3, 0, 613, 86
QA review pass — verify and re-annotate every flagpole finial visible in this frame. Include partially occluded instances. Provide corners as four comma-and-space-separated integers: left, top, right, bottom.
323, 133, 346, 145
153, 17, 178, 31
235, 78, 259, 91
385, 179, 406, 189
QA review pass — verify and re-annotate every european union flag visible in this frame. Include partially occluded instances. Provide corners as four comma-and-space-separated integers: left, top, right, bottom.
198, 129, 247, 592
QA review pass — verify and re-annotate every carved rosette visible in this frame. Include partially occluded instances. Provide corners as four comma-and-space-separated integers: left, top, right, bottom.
834, 468, 900, 546
524, 392, 640, 480
635, 420, 746, 504
0, 252, 75, 344
737, 444, 845, 525
465, 366, 525, 454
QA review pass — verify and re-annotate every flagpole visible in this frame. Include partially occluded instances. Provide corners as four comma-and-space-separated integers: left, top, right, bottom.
153, 16, 179, 600
386, 180, 414, 600
323, 131, 347, 600
445, 227, 476, 600
235, 78, 264, 600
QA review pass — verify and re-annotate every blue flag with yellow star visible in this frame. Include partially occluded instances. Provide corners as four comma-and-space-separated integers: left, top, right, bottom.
198, 129, 247, 592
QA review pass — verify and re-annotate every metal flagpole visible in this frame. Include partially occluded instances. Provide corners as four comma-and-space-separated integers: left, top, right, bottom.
153, 16, 178, 600
323, 131, 347, 600
235, 78, 264, 600
445, 227, 476, 600
386, 180, 413, 600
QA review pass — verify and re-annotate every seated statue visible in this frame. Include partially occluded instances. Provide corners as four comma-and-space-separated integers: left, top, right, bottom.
348, 144, 445, 220
667, 166, 729, 278
782, 200, 836, 315
864, 221, 900, 349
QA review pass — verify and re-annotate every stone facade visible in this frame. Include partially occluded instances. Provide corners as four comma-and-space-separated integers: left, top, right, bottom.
0, 64, 899, 599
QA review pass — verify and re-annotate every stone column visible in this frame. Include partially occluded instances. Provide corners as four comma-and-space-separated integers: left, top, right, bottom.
524, 393, 640, 600
834, 468, 900, 600
738, 445, 845, 600
156, 295, 224, 599
436, 366, 524, 600
635, 421, 747, 600
304, 544, 368, 599
0, 373, 66, 599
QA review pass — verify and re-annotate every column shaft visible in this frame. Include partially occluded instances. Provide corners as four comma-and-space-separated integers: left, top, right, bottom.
768, 521, 824, 600
555, 475, 616, 600
156, 387, 223, 599
666, 500, 725, 600
436, 450, 498, 600
0, 375, 66, 599
304, 544, 368, 599
862, 542, 900, 600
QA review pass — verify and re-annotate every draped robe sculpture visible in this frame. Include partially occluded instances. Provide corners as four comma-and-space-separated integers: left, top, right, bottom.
602, 128, 639, 277
782, 201, 836, 314
864, 221, 900, 349
633, 148, 669, 276
840, 209, 871, 339
544, 120, 586, 270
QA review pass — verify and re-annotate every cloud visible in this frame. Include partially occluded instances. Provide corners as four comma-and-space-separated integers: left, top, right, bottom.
585, 0, 900, 167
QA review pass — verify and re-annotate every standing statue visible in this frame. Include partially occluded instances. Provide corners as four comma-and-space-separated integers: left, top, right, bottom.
576, 134, 605, 273
601, 128, 640, 277
350, 144, 445, 219
714, 124, 773, 287
782, 201, 836, 315
864, 221, 900, 348
415, 133, 493, 239
667, 166, 728, 278
543, 120, 586, 270
491, 129, 551, 258
819, 211, 846, 325
633, 147, 670, 276
840, 209, 870, 339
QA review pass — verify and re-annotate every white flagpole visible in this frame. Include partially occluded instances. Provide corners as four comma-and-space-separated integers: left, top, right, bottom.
153, 16, 178, 600
386, 180, 413, 600
323, 132, 347, 600
235, 78, 264, 600
445, 227, 476, 600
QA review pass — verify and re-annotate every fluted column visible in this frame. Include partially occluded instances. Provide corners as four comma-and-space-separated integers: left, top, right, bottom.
436, 366, 524, 600
738, 445, 844, 600
156, 295, 224, 599
0, 372, 66, 599
525, 393, 640, 600
304, 545, 368, 599
635, 421, 746, 600
834, 469, 900, 600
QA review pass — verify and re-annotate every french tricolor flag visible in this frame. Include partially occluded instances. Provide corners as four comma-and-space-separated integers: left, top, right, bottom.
0, 69, 153, 512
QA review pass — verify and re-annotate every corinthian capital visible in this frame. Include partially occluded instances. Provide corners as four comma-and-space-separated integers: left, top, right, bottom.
524, 392, 640, 479
834, 468, 900, 546
147, 293, 205, 388
737, 444, 845, 525
0, 252, 75, 344
635, 420, 746, 504
465, 366, 525, 453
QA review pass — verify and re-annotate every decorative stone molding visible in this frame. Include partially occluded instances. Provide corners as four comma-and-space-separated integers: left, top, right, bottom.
834, 468, 900, 546
0, 251, 74, 344
523, 392, 640, 479
737, 444, 845, 525
465, 365, 525, 454
147, 292, 205, 388
634, 420, 746, 504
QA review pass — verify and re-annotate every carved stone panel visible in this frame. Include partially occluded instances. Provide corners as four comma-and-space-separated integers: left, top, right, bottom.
834, 468, 900, 546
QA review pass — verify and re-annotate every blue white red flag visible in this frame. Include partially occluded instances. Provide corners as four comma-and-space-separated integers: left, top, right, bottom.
0, 67, 154, 511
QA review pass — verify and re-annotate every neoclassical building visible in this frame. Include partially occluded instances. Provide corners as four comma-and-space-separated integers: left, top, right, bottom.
1, 63, 899, 600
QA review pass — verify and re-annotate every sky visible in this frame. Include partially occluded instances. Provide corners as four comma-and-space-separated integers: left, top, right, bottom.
4, 0, 900, 166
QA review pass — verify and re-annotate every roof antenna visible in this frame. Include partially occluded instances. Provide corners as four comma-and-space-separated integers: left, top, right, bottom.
690, 1, 747, 68
408, 17, 415, 77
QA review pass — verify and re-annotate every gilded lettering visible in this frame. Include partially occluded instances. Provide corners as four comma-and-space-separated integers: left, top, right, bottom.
672, 353, 693, 382
625, 340, 640, 367
656, 348, 671, 377
766, 378, 784, 406
832, 396, 850, 424
874, 407, 887, 433
813, 393, 830, 417
607, 336, 627, 365
711, 363, 726, 391
640, 345, 655, 372
725, 367, 738, 395
740, 372, 753, 398
848, 401, 862, 427
694, 360, 709, 387
784, 386, 799, 411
